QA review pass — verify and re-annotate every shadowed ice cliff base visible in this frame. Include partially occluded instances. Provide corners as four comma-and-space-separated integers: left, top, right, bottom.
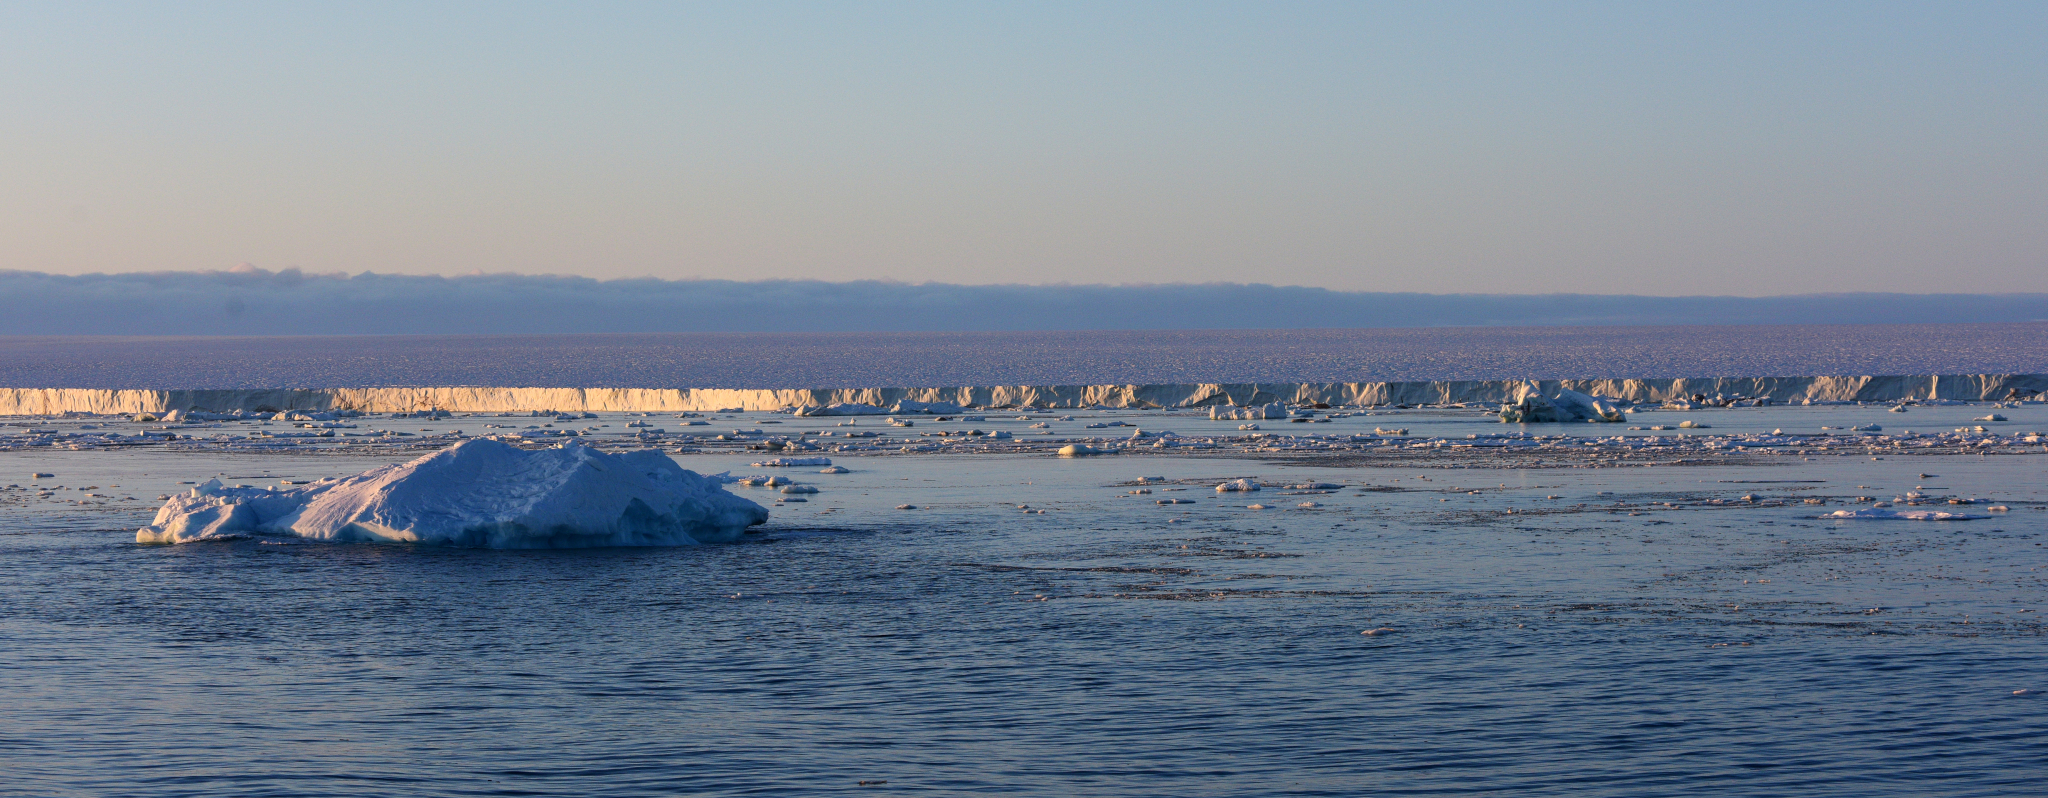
4, 374, 2044, 415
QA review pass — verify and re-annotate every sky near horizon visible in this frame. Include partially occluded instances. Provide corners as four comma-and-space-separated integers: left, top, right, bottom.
2, 2, 2043, 296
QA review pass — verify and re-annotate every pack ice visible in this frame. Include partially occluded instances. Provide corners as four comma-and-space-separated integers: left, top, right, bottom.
137, 438, 769, 547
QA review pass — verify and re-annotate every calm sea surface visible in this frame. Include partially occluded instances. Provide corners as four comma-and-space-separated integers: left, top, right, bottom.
5, 402, 2046, 796
3, 323, 2046, 389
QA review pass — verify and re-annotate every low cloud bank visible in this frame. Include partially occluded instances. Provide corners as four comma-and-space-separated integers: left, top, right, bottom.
4, 269, 2044, 335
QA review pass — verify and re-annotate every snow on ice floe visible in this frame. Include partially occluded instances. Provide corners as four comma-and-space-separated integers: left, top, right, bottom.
136, 438, 769, 547
1820, 508, 1987, 521
752, 457, 832, 467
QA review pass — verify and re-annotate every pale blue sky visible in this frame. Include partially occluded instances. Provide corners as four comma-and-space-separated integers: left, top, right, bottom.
3, 1, 2043, 295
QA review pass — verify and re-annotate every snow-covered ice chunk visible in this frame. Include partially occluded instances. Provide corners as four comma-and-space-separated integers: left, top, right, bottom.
753, 457, 832, 467
136, 438, 768, 547
1216, 479, 1261, 492
1820, 508, 1987, 521
1058, 444, 1108, 456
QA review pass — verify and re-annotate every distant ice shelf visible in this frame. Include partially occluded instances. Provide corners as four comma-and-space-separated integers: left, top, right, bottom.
3, 373, 2045, 416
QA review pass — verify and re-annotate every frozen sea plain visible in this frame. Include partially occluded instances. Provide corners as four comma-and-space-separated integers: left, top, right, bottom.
3, 400, 2046, 796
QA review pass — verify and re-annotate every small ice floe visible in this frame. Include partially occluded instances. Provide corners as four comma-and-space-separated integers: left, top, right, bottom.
1977, 414, 2007, 422
1373, 427, 1408, 435
1246, 503, 1269, 510
1290, 482, 1343, 490
136, 439, 768, 547
794, 403, 891, 417
1297, 501, 1320, 508
1135, 476, 1166, 483
1058, 444, 1108, 456
891, 400, 964, 415
31, 472, 53, 479
753, 457, 832, 467
1216, 479, 1261, 492
1821, 508, 1987, 521
1360, 627, 1399, 636
817, 465, 850, 474
1238, 424, 1260, 431
2015, 689, 2038, 697
1851, 424, 1882, 432
1890, 405, 1909, 413
1678, 420, 1710, 429
779, 485, 819, 494
1156, 498, 1194, 505
895, 504, 918, 510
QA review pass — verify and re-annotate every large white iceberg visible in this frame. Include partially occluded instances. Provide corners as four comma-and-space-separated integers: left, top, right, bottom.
1498, 388, 1626, 423
137, 438, 769, 547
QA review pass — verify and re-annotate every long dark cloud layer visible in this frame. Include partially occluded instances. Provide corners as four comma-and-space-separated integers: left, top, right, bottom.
5, 269, 2045, 335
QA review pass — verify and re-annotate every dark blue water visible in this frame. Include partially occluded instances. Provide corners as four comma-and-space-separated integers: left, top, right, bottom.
5, 448, 2044, 796
4, 323, 2047, 389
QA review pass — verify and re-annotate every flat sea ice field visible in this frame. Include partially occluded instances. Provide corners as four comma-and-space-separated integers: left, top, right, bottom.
3, 402, 2045, 796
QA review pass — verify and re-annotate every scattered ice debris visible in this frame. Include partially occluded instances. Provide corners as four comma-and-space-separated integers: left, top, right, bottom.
753, 457, 832, 467
1216, 479, 1261, 492
136, 438, 768, 547
1820, 508, 1987, 521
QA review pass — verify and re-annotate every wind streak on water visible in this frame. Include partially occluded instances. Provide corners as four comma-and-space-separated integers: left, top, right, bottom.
3, 322, 2047, 389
